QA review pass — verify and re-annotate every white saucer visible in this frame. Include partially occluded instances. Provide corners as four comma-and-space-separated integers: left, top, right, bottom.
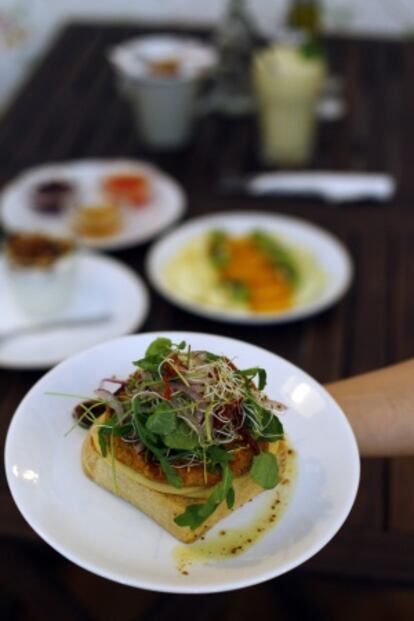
0, 159, 186, 251
0, 254, 149, 369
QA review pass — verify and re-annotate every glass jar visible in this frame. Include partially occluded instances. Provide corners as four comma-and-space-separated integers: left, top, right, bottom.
4, 232, 78, 316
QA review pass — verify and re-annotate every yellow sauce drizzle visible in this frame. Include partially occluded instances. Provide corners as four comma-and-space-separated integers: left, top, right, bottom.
173, 442, 296, 576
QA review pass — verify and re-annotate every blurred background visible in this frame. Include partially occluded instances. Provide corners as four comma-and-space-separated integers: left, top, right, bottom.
2, 0, 414, 112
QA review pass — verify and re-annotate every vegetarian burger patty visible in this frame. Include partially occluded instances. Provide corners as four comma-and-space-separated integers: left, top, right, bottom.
113, 436, 267, 487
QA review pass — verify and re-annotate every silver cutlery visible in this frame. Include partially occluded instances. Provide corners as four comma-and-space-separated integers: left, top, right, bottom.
0, 312, 113, 345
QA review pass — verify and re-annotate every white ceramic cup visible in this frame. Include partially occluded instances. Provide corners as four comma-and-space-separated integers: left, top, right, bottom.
4, 233, 78, 316
119, 74, 199, 149
110, 36, 218, 150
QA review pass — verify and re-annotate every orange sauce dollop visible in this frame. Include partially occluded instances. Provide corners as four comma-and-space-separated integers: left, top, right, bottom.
220, 238, 293, 312
103, 173, 151, 207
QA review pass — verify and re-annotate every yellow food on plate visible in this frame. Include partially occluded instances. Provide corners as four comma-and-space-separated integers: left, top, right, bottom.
164, 230, 325, 314
82, 426, 286, 543
72, 203, 122, 238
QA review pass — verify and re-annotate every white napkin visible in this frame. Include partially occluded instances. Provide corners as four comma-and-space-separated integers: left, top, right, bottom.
247, 172, 396, 203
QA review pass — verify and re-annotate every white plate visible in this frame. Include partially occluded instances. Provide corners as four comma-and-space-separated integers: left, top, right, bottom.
0, 159, 186, 251
0, 254, 149, 369
146, 212, 353, 324
5, 331, 359, 593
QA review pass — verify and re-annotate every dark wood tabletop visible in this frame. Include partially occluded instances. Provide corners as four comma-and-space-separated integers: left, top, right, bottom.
1, 22, 414, 591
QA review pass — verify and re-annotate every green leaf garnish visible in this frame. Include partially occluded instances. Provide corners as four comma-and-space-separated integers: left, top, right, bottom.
207, 445, 234, 466
246, 398, 284, 441
133, 337, 173, 373
98, 426, 108, 457
236, 367, 267, 390
226, 486, 235, 508
205, 352, 221, 362
250, 230, 300, 286
146, 337, 173, 358
146, 403, 177, 435
174, 462, 234, 530
225, 280, 250, 303
208, 229, 230, 268
132, 398, 182, 488
300, 38, 325, 60
250, 452, 279, 489
163, 420, 199, 450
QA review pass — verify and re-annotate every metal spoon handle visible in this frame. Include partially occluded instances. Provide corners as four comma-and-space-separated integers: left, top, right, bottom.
0, 313, 113, 344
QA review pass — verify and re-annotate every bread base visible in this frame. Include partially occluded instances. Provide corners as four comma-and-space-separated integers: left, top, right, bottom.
82, 433, 281, 543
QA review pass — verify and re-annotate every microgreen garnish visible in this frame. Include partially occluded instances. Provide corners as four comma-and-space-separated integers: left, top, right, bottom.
71, 338, 286, 529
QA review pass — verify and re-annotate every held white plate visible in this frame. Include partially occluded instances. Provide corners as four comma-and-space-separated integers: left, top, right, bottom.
5, 332, 359, 593
146, 212, 353, 324
0, 254, 149, 369
0, 159, 186, 251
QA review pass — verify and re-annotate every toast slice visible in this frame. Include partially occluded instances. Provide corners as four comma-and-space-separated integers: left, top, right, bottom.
81, 432, 282, 543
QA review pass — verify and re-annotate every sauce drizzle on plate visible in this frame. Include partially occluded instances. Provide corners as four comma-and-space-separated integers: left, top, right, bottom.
173, 440, 296, 575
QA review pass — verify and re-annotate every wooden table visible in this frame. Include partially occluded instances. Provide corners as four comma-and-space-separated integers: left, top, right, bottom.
1, 23, 414, 594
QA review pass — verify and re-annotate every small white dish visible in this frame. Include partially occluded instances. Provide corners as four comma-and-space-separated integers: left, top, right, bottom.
109, 37, 218, 149
5, 331, 359, 593
0, 253, 149, 369
109, 35, 218, 81
146, 212, 353, 324
0, 159, 186, 251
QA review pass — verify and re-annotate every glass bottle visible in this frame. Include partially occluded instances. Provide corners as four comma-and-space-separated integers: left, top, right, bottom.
286, 0, 322, 37
211, 0, 257, 115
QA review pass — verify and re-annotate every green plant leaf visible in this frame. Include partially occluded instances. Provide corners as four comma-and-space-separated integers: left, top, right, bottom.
262, 412, 284, 440
250, 452, 279, 489
207, 445, 234, 466
236, 367, 267, 390
300, 38, 326, 60
208, 229, 230, 268
250, 230, 300, 286
225, 280, 250, 303
174, 462, 234, 530
133, 337, 173, 373
132, 398, 182, 488
226, 486, 235, 508
98, 427, 108, 457
246, 398, 284, 441
146, 337, 173, 358
146, 404, 177, 435
163, 420, 199, 450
